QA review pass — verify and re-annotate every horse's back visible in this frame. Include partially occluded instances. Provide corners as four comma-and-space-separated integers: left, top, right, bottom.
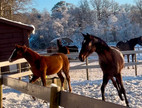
39, 53, 69, 75
51, 53, 70, 72
116, 41, 131, 51
111, 47, 124, 71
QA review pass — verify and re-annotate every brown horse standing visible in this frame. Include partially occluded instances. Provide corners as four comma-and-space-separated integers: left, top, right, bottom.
9, 45, 72, 92
79, 33, 129, 107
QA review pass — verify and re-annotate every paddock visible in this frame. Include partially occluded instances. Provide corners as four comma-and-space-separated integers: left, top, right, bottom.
0, 50, 142, 108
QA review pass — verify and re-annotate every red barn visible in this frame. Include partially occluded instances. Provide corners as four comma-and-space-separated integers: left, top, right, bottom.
0, 17, 34, 62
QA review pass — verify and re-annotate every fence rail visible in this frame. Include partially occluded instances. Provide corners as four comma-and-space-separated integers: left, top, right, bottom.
2, 76, 51, 101
0, 50, 142, 78
0, 75, 127, 108
59, 91, 126, 108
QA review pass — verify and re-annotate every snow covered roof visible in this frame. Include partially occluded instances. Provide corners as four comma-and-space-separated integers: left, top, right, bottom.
0, 17, 35, 34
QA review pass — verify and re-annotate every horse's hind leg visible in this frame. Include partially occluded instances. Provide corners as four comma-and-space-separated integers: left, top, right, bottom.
57, 71, 64, 90
30, 75, 39, 84
111, 77, 123, 100
132, 54, 135, 69
64, 71, 72, 92
116, 74, 129, 107
101, 74, 109, 101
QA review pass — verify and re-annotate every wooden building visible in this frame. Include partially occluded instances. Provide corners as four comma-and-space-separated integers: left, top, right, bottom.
0, 17, 34, 62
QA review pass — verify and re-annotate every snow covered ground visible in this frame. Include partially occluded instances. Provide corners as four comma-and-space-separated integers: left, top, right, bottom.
2, 56, 142, 108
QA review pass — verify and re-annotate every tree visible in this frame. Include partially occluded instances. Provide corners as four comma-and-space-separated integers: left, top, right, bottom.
0, 0, 32, 20
90, 0, 111, 20
0, 0, 14, 19
132, 0, 142, 25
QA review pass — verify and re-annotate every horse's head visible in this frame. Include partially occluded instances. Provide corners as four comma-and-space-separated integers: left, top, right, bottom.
116, 41, 124, 50
79, 33, 97, 62
9, 44, 27, 62
137, 36, 142, 46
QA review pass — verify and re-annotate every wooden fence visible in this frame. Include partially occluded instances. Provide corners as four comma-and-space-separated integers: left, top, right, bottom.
67, 50, 142, 79
1, 50, 142, 77
0, 75, 127, 108
0, 50, 142, 108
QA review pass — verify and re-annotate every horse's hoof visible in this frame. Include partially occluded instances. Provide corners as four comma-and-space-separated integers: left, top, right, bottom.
127, 104, 130, 108
43, 101, 47, 103
2, 97, 6, 100
32, 96, 36, 101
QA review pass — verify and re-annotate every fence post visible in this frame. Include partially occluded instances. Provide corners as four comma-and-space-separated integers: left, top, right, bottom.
0, 67, 3, 108
86, 57, 89, 80
135, 54, 137, 76
18, 63, 21, 80
50, 84, 60, 108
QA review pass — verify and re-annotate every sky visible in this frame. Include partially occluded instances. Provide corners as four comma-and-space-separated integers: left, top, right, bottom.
32, 0, 135, 12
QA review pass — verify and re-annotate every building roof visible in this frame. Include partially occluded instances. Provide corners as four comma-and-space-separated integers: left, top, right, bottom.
0, 17, 35, 34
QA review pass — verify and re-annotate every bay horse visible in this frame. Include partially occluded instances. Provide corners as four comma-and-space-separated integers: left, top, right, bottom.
79, 33, 129, 107
57, 39, 70, 54
9, 45, 72, 92
116, 36, 142, 68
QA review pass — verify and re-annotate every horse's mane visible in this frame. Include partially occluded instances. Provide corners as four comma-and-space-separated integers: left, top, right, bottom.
23, 46, 40, 57
88, 34, 110, 51
88, 34, 108, 45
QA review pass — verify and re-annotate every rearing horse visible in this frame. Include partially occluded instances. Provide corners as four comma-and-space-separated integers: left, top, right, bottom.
9, 45, 72, 92
116, 36, 142, 68
79, 33, 129, 107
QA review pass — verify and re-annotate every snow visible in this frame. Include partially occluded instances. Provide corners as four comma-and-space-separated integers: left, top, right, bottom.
2, 55, 142, 108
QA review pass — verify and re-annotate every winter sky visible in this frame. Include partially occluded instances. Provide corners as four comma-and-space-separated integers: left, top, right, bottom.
33, 0, 135, 12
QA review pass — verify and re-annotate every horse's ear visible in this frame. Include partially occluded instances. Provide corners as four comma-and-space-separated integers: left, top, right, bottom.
15, 44, 20, 48
86, 33, 93, 39
86, 33, 90, 36
81, 33, 86, 38
22, 45, 27, 52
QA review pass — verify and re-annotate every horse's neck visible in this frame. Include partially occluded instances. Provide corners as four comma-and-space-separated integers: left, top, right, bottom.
94, 41, 112, 62
24, 48, 40, 65
96, 42, 110, 55
128, 38, 138, 49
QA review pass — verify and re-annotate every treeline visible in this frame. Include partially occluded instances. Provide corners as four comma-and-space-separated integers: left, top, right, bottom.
1, 0, 142, 49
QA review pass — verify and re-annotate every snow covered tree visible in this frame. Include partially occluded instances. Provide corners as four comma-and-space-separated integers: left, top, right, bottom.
0, 0, 32, 20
